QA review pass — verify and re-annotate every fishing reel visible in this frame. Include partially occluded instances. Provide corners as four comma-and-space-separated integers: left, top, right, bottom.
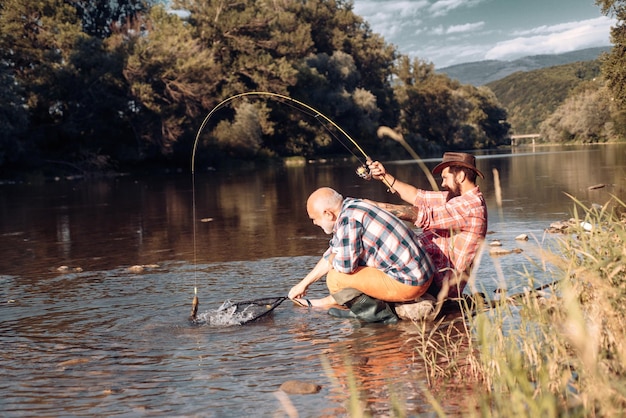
355, 164, 372, 181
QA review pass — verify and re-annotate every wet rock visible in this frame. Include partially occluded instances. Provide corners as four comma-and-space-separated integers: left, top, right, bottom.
546, 219, 594, 234
102, 387, 124, 395
489, 247, 523, 256
588, 183, 606, 190
489, 240, 502, 247
515, 234, 529, 241
57, 266, 83, 273
395, 294, 436, 321
128, 265, 144, 273
280, 380, 322, 394
546, 220, 572, 234
127, 264, 160, 273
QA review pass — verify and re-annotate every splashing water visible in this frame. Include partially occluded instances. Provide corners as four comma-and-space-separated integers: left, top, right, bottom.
194, 298, 285, 326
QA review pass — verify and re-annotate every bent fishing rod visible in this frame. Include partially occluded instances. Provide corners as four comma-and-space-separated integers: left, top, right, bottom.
191, 91, 395, 189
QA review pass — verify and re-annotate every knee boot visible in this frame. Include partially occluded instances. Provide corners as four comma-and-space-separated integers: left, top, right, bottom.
328, 293, 399, 324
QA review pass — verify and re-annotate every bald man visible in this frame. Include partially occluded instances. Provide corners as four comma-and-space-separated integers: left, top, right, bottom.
288, 187, 436, 322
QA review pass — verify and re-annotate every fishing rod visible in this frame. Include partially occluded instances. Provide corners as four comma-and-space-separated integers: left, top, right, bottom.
188, 91, 395, 321
376, 126, 439, 191
191, 91, 394, 189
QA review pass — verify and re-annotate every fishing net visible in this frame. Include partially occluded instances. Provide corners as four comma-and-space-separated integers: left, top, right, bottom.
193, 296, 287, 326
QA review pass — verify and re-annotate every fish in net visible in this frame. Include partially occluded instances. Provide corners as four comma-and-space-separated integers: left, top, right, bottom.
191, 296, 287, 326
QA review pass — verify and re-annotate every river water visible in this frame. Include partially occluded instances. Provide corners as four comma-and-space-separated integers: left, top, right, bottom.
1, 144, 625, 417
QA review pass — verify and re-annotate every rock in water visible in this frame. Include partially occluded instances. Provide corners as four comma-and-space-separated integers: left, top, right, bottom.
280, 380, 322, 394
395, 294, 436, 321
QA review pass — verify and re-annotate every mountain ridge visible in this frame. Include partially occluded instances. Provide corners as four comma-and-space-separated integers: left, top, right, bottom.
437, 47, 610, 86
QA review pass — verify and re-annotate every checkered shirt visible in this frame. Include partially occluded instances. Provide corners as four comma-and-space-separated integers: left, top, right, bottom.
323, 198, 435, 287
413, 187, 488, 294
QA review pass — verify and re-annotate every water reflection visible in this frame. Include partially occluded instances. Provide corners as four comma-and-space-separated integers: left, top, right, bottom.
0, 144, 625, 416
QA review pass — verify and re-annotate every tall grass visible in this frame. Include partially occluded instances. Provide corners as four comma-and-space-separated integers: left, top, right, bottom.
460, 195, 626, 417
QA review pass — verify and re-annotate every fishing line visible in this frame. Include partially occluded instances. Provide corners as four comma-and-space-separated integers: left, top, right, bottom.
266, 96, 369, 167
190, 92, 388, 177
188, 91, 395, 320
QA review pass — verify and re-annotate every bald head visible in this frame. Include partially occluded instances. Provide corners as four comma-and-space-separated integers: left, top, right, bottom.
307, 187, 343, 215
306, 188, 343, 234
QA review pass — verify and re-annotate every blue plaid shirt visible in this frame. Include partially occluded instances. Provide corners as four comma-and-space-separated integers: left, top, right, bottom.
323, 198, 435, 286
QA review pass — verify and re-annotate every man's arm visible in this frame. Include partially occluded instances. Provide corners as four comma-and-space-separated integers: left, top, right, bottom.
288, 256, 331, 300
364, 200, 419, 223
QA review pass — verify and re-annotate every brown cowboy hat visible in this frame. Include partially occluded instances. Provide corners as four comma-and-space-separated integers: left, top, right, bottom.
432, 152, 484, 179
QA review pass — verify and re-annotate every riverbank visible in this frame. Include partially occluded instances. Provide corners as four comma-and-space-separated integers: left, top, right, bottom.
381, 196, 626, 416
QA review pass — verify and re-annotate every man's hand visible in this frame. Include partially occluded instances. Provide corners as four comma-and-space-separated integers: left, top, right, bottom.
288, 282, 308, 300
367, 160, 386, 181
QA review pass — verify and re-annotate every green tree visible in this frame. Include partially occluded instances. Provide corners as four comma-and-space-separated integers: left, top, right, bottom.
0, 0, 141, 170
540, 84, 615, 142
213, 101, 272, 156
487, 60, 602, 134
393, 56, 509, 153
170, 0, 308, 160
176, 0, 305, 96
463, 85, 511, 148
171, 0, 396, 160
597, 0, 626, 109
69, 0, 150, 39
0, 63, 28, 167
115, 5, 222, 159
0, 0, 87, 165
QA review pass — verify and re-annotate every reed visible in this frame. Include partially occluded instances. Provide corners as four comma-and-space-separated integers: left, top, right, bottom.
453, 195, 626, 416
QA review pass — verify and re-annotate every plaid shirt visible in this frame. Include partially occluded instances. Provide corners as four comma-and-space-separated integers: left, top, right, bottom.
413, 187, 487, 295
323, 198, 435, 286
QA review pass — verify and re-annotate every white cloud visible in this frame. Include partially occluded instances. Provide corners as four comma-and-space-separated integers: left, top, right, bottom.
446, 21, 485, 34
429, 0, 485, 18
485, 16, 614, 61
353, 1, 428, 21
353, 1, 429, 39
404, 42, 488, 67
431, 25, 445, 35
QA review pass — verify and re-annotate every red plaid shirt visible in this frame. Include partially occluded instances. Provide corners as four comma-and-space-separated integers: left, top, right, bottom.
412, 187, 487, 297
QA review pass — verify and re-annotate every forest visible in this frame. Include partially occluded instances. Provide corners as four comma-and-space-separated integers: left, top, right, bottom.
0, 0, 624, 176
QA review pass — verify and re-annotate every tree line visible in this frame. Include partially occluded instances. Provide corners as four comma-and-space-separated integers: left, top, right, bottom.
0, 0, 511, 176
1, 0, 624, 176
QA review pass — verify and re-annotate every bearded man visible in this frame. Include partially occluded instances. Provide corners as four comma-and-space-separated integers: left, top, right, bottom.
367, 152, 488, 302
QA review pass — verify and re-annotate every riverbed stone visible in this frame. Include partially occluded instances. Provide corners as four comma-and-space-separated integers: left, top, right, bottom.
395, 294, 436, 321
489, 247, 523, 256
280, 380, 322, 394
515, 234, 529, 241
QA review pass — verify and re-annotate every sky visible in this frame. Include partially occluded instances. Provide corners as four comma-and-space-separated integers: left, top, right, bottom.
352, 0, 617, 68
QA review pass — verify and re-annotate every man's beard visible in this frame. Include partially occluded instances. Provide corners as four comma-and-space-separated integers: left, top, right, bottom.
445, 182, 461, 198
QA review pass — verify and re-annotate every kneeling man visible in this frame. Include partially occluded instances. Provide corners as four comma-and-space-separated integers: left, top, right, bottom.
288, 187, 436, 323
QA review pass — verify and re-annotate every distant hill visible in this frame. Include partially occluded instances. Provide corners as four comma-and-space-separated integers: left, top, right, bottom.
486, 60, 603, 134
438, 47, 610, 86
